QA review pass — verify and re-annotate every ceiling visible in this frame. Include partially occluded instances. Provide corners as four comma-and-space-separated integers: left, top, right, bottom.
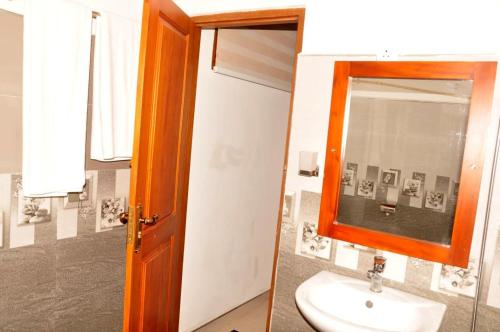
173, 0, 305, 16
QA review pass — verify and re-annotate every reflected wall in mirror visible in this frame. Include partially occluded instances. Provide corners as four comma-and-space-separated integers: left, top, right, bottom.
318, 62, 497, 267
338, 78, 472, 245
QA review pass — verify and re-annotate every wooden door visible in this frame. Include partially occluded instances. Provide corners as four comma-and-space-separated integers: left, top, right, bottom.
123, 0, 200, 331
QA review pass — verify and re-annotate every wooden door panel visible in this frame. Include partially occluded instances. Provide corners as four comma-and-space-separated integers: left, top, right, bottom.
141, 239, 174, 332
124, 0, 200, 330
149, 17, 188, 220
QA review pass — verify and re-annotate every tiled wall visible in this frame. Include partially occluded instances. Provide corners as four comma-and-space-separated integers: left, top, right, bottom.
0, 8, 130, 331
270, 55, 500, 331
271, 192, 500, 332
0, 169, 129, 331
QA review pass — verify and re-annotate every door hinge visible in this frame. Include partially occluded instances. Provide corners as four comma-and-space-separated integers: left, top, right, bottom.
127, 204, 159, 253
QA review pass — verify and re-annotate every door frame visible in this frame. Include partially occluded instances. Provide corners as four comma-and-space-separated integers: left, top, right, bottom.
191, 9, 305, 331
124, 7, 305, 331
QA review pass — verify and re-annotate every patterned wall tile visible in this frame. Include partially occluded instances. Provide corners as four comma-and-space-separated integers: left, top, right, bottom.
9, 175, 35, 248
0, 168, 130, 330
275, 190, 489, 331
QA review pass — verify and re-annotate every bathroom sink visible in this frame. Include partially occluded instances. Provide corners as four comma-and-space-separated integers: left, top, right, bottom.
295, 271, 446, 332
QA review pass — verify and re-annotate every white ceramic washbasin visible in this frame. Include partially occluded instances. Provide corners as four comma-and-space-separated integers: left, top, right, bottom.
295, 271, 446, 332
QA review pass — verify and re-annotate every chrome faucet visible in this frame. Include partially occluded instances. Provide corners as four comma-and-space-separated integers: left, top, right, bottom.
367, 255, 386, 293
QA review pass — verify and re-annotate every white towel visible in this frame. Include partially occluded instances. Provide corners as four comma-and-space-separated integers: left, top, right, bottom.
90, 12, 140, 161
22, 0, 92, 197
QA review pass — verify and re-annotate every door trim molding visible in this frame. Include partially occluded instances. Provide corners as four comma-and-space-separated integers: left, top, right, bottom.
190, 8, 305, 331
192, 8, 305, 28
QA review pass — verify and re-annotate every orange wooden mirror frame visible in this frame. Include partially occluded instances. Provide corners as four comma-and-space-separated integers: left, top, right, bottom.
317, 61, 497, 268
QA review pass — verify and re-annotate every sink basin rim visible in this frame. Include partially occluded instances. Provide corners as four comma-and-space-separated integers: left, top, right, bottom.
295, 270, 447, 332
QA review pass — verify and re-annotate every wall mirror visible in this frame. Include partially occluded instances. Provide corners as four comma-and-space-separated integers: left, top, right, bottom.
318, 62, 497, 267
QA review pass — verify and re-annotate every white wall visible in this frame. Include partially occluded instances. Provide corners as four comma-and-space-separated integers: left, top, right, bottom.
0, 0, 142, 20
287, 53, 499, 250
284, 56, 334, 221
344, 97, 468, 188
302, 0, 500, 56
174, 0, 500, 56
172, 0, 500, 295
179, 29, 291, 331
171, 0, 500, 273
0, 0, 24, 15
78, 0, 142, 20
173, 0, 305, 16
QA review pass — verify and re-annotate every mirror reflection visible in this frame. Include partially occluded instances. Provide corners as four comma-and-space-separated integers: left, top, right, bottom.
338, 78, 473, 245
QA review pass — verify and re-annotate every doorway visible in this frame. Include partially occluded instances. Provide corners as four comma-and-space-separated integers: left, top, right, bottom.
180, 23, 299, 331
122, 7, 304, 331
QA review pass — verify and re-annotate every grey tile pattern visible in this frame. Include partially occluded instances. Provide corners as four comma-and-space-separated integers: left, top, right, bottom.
474, 230, 500, 330
0, 245, 57, 332
0, 14, 127, 330
272, 225, 476, 332
95, 169, 117, 232
337, 195, 454, 244
97, 170, 116, 199
271, 245, 321, 331
76, 172, 99, 236
34, 199, 57, 246
54, 229, 126, 332
0, 228, 126, 331
197, 292, 269, 332
297, 191, 321, 224
271, 190, 499, 332
0, 170, 127, 331
77, 205, 98, 236
475, 304, 500, 332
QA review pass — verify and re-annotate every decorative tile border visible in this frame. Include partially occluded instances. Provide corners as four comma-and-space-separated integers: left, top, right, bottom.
0, 169, 129, 249
292, 189, 496, 305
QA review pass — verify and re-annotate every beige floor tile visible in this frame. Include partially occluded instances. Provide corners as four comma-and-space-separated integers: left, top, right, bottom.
196, 291, 269, 332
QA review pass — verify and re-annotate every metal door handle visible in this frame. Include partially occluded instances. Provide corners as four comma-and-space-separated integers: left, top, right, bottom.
120, 212, 158, 226
140, 215, 159, 225
119, 212, 129, 224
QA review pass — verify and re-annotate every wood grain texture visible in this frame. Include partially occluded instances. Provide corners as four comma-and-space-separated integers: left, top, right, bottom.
264, 8, 304, 332
211, 28, 218, 69
140, 240, 174, 331
126, 6, 304, 331
318, 61, 497, 268
449, 62, 497, 266
192, 9, 305, 28
317, 62, 350, 237
123, 0, 200, 330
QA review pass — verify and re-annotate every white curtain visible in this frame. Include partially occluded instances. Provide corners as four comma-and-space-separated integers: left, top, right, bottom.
90, 12, 140, 161
22, 0, 92, 197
